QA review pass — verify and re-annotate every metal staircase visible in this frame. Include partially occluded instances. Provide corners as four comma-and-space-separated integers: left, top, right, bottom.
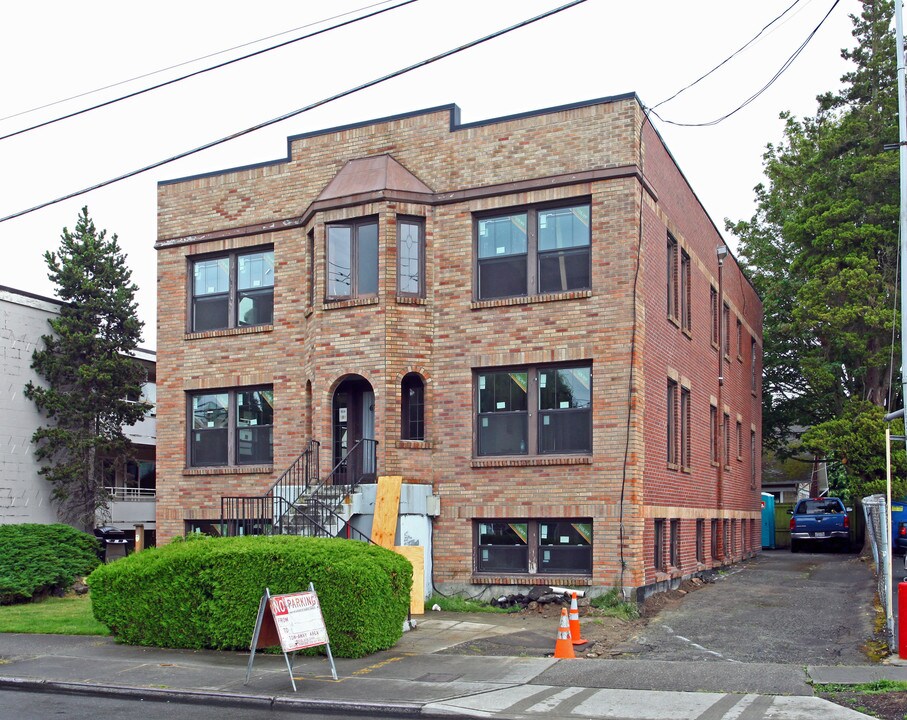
220, 438, 377, 541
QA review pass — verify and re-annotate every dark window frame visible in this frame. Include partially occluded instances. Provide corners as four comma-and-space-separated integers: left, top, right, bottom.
722, 303, 730, 359
189, 246, 275, 333
401, 372, 426, 441
751, 338, 758, 394
669, 518, 680, 568
667, 234, 678, 321
667, 379, 678, 466
710, 287, 719, 347
709, 404, 719, 464
474, 199, 592, 301
736, 318, 743, 360
397, 216, 426, 298
307, 229, 315, 308
680, 385, 691, 470
326, 217, 379, 300
723, 412, 731, 468
695, 519, 704, 563
680, 249, 692, 332
187, 385, 273, 468
710, 519, 719, 560
474, 363, 592, 458
654, 518, 665, 572
474, 518, 592, 576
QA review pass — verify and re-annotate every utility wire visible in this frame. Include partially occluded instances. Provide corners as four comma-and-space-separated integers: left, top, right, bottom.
0, 0, 418, 142
0, 0, 586, 223
651, 0, 806, 111
0, 0, 405, 124
648, 0, 840, 127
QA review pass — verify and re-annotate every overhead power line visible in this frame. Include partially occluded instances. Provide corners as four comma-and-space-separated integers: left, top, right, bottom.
0, 0, 407, 124
648, 0, 841, 127
651, 0, 806, 111
0, 0, 418, 142
0, 0, 587, 224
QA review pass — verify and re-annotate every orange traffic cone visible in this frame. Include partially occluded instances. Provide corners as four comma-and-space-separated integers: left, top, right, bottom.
553, 608, 576, 659
568, 591, 587, 646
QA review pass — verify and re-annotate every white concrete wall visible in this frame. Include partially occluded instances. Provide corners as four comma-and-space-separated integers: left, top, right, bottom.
0, 287, 157, 527
0, 289, 62, 524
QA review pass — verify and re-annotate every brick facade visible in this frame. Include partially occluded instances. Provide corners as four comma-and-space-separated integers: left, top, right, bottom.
156, 95, 762, 596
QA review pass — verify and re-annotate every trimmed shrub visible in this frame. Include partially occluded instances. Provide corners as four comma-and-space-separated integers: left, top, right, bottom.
0, 524, 100, 604
88, 535, 412, 658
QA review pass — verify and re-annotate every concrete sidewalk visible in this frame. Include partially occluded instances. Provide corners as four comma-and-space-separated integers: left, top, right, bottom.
0, 614, 904, 719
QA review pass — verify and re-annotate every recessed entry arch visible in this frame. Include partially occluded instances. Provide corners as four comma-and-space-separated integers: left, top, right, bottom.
330, 374, 376, 483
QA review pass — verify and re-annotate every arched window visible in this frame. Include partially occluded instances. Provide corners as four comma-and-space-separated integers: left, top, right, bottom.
401, 373, 425, 441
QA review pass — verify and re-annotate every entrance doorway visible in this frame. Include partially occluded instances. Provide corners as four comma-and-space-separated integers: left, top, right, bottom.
331, 375, 376, 484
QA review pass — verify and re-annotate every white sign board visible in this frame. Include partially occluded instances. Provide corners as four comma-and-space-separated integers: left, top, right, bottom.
269, 591, 329, 652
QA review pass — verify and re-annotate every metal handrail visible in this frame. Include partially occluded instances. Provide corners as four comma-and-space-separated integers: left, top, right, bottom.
219, 438, 377, 541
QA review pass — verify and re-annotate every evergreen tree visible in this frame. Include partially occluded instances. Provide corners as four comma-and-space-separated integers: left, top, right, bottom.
728, 0, 906, 498
25, 208, 149, 531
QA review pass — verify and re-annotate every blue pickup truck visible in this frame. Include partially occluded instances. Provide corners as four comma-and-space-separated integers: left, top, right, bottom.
789, 497, 850, 552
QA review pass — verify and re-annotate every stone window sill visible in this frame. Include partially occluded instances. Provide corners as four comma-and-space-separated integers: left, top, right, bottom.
470, 290, 592, 310
185, 325, 273, 340
183, 465, 273, 476
323, 296, 379, 310
471, 574, 592, 585
471, 455, 592, 468
396, 296, 427, 305
394, 440, 434, 450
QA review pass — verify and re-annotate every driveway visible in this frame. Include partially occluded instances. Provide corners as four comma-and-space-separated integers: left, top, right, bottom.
618, 549, 878, 664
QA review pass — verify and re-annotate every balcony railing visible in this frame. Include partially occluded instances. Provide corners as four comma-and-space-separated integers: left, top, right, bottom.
105, 487, 156, 501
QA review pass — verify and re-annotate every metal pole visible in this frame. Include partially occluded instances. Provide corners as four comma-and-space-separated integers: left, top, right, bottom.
888, 428, 895, 644
896, 0, 907, 447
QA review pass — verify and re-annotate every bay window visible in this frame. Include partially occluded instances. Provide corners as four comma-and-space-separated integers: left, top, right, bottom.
327, 219, 378, 299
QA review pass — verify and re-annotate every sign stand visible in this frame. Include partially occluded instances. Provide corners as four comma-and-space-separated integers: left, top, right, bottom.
245, 583, 337, 691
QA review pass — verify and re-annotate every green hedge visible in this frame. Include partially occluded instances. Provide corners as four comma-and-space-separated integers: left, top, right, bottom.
0, 524, 100, 604
88, 535, 412, 658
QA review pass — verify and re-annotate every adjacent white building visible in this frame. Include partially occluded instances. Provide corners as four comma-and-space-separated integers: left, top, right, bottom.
0, 286, 156, 542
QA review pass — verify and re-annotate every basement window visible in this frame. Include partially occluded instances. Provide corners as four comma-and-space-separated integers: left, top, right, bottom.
475, 519, 592, 575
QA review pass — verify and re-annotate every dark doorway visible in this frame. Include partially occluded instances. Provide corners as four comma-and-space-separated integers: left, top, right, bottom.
331, 375, 376, 484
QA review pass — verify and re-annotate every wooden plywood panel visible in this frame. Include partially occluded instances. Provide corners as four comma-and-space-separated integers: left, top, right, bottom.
394, 545, 425, 615
372, 475, 403, 548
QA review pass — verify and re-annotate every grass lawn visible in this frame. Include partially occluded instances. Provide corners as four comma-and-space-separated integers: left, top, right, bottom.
0, 594, 109, 635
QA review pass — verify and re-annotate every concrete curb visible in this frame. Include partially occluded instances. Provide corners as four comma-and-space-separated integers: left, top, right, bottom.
0, 676, 427, 717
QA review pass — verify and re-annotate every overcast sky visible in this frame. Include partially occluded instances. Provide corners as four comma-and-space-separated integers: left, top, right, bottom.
0, 0, 859, 348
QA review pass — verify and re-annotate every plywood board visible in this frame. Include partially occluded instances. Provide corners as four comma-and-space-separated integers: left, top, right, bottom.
372, 475, 403, 548
394, 545, 425, 615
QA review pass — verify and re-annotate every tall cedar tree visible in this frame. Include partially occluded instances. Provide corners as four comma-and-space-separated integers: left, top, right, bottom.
24, 208, 148, 531
728, 0, 906, 500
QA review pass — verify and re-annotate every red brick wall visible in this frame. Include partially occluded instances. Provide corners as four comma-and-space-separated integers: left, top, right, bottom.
155, 97, 762, 593
636, 119, 762, 582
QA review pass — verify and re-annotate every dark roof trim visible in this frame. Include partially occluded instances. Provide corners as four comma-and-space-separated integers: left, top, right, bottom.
0, 284, 64, 307
158, 94, 639, 187
156, 164, 653, 250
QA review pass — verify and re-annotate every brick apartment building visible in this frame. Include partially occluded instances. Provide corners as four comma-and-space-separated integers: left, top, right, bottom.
155, 94, 762, 597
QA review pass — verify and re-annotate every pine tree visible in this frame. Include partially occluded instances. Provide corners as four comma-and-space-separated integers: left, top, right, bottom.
728, 0, 905, 498
25, 207, 149, 531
